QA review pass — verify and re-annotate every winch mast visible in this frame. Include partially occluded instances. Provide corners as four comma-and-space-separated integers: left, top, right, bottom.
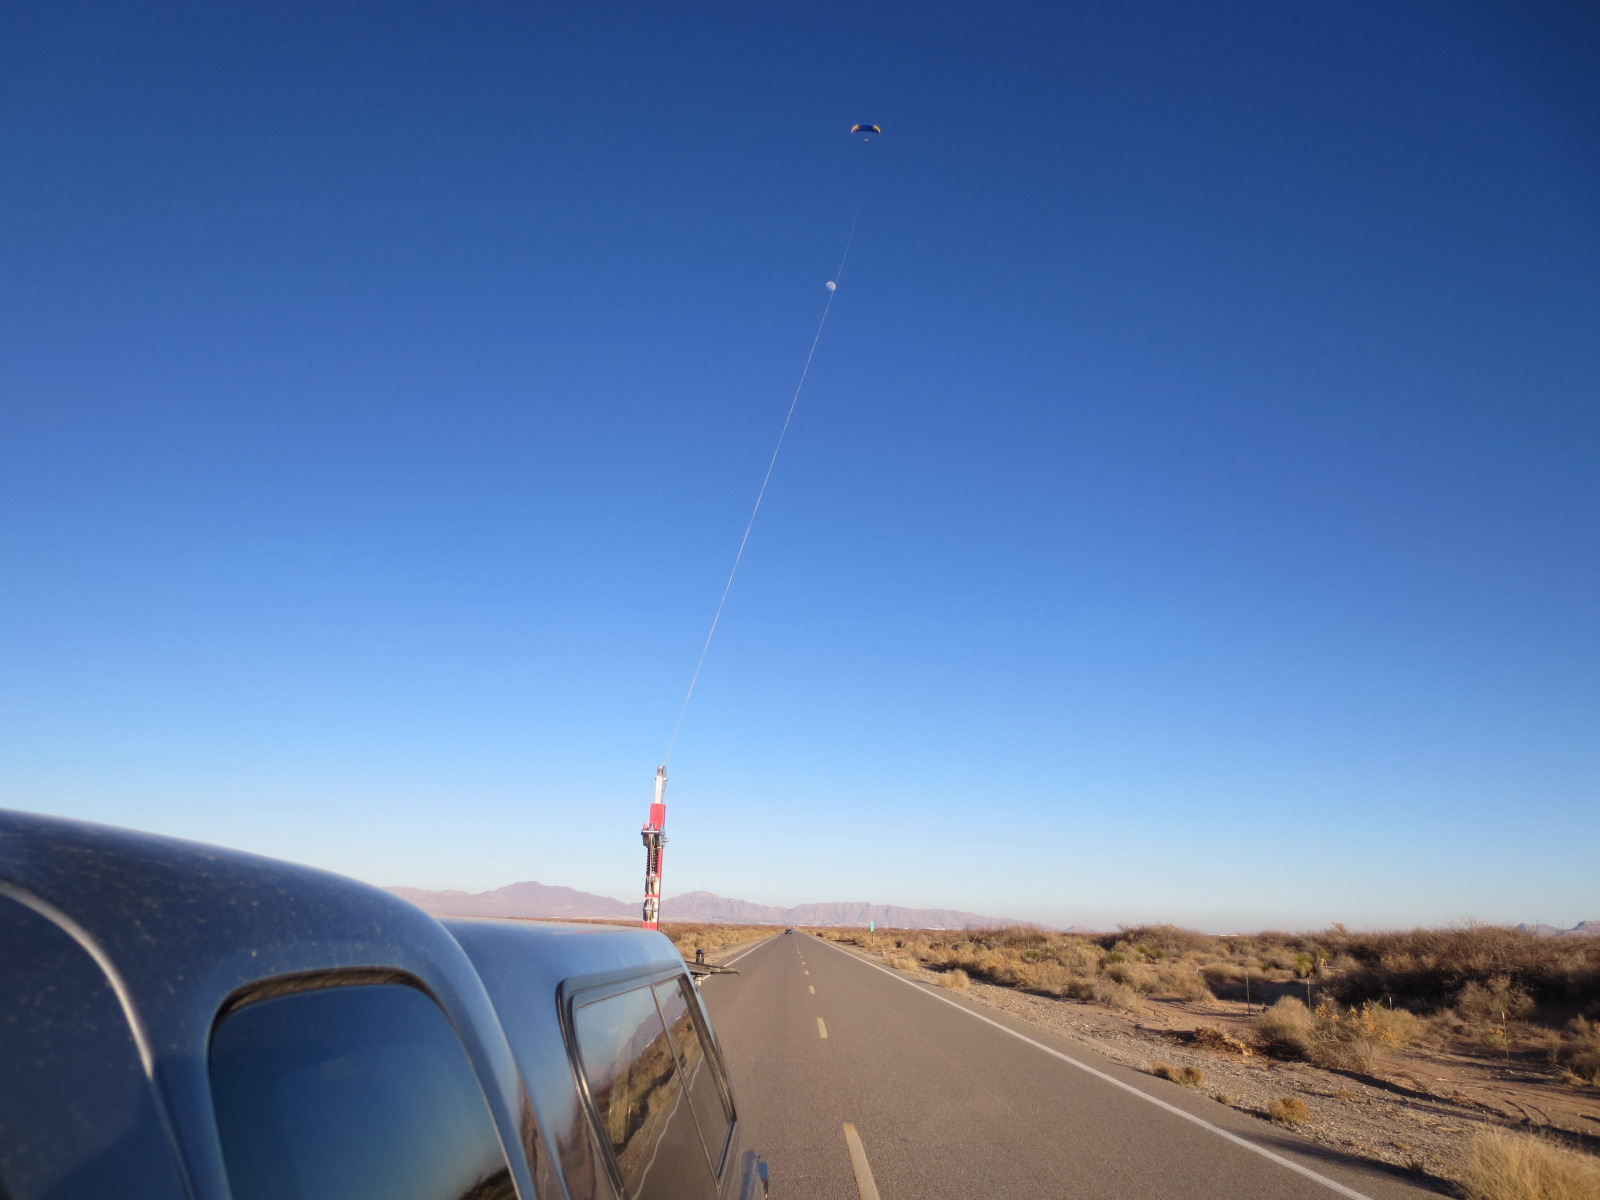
640, 766, 667, 930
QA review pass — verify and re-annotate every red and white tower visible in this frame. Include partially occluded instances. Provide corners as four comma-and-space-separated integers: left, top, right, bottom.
640, 766, 667, 930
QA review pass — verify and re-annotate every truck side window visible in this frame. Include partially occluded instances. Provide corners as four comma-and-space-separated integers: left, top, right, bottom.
571, 985, 717, 1200
652, 980, 733, 1176
209, 984, 514, 1200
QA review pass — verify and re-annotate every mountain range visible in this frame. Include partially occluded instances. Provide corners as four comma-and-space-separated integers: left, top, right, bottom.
382, 880, 1597, 936
384, 880, 1035, 930
1515, 921, 1600, 938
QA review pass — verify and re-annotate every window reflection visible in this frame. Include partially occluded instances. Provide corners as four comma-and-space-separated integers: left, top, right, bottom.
210, 984, 514, 1200
572, 985, 718, 1200
653, 980, 732, 1175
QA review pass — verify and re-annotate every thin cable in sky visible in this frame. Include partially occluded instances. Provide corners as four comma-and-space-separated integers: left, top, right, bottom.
661, 189, 866, 766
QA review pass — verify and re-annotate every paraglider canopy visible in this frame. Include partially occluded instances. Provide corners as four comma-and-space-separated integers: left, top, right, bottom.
850, 124, 881, 138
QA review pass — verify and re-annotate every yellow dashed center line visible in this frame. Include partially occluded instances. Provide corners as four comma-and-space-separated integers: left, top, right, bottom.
817, 1017, 828, 1039
842, 1123, 881, 1200
809, 985, 815, 993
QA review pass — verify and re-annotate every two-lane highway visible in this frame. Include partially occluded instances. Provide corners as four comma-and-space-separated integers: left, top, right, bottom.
701, 932, 1437, 1200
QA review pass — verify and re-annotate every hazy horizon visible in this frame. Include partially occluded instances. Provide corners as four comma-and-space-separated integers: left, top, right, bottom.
379, 873, 1598, 936
3, 2, 1596, 930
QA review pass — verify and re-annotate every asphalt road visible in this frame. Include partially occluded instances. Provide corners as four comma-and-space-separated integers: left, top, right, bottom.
699, 932, 1440, 1200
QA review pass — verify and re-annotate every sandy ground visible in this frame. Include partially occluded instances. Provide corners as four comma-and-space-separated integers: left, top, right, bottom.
851, 950, 1600, 1192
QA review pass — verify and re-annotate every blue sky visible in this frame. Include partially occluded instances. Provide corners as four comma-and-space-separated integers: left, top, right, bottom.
2, 1, 1596, 930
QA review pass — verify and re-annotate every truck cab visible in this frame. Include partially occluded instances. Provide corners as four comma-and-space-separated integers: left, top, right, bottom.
0, 809, 765, 1200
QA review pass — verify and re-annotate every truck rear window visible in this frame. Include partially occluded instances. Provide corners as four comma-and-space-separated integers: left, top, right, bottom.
570, 983, 719, 1200
210, 983, 514, 1200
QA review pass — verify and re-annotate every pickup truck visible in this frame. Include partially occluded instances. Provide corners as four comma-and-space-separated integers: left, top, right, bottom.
0, 808, 768, 1200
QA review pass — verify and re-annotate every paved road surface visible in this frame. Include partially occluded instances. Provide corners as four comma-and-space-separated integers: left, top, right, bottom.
700, 932, 1439, 1200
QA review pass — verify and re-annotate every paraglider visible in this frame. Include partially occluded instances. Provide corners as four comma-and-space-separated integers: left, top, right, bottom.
851, 123, 881, 139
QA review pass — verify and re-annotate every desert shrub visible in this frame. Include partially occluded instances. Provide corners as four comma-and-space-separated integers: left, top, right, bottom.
1014, 961, 1076, 996
1256, 998, 1421, 1070
884, 951, 918, 972
1151, 1062, 1205, 1087
806, 921, 1599, 1033
1103, 925, 1216, 956
1564, 1053, 1600, 1087
1457, 977, 1536, 1024
975, 950, 1019, 985
1203, 961, 1243, 986
1365, 1003, 1426, 1045
1315, 1012, 1376, 1069
1104, 962, 1160, 993
1088, 979, 1144, 1012
1055, 975, 1099, 1002
939, 969, 970, 990
1327, 926, 1600, 1014
1191, 1026, 1252, 1056
1562, 1019, 1600, 1085
1463, 1129, 1600, 1200
1054, 939, 1102, 973
1319, 1001, 1426, 1069
1268, 1097, 1312, 1126
1539, 1030, 1566, 1065
1157, 967, 1213, 1001
1256, 997, 1316, 1058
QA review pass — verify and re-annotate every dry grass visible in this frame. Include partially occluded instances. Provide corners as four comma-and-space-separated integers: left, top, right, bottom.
1256, 997, 1318, 1058
659, 923, 773, 962
1269, 1097, 1312, 1126
1556, 1017, 1600, 1086
802, 922, 1600, 1058
1463, 1129, 1600, 1200
939, 968, 971, 989
1254, 996, 1425, 1071
1151, 1061, 1205, 1087
1323, 926, 1600, 1015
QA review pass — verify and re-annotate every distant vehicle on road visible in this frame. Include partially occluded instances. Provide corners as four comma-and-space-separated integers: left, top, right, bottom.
0, 809, 767, 1200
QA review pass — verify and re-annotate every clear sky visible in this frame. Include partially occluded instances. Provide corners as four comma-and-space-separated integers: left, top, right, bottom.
3, 2, 1596, 931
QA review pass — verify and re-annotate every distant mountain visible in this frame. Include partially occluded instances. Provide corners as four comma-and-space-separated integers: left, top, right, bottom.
385, 881, 1038, 930
662, 891, 1036, 930
663, 891, 789, 924
386, 880, 635, 921
1516, 921, 1600, 938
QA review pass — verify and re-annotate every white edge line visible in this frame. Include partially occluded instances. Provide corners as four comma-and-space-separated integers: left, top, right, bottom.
812, 935, 1376, 1200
